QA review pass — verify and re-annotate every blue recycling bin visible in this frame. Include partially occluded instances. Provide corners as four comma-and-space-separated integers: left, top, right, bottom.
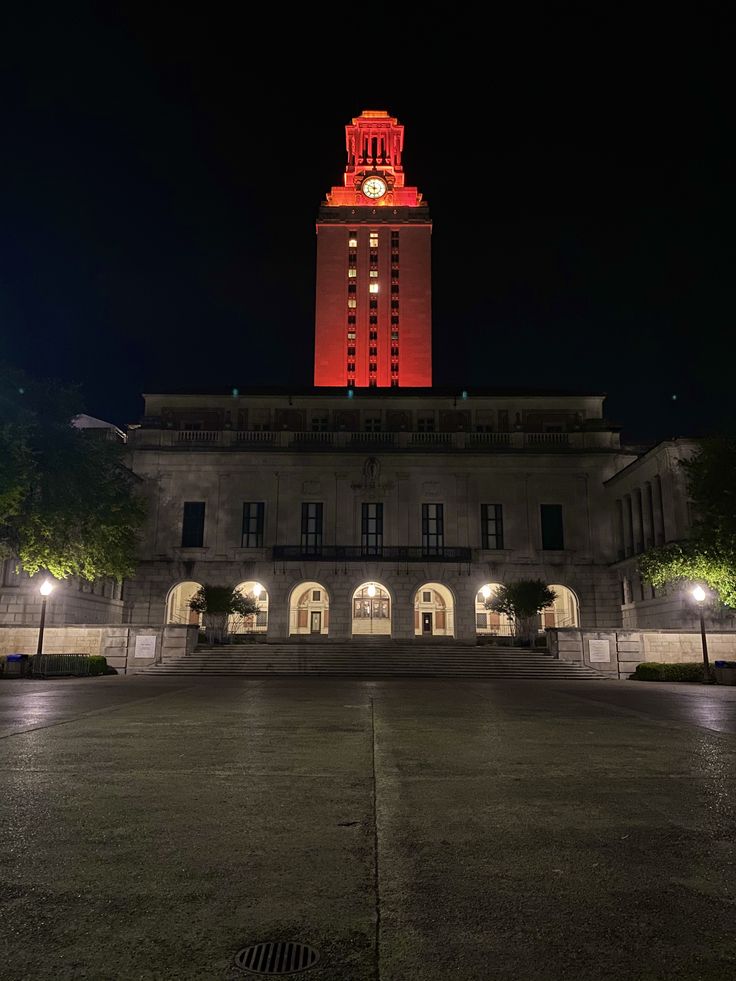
4, 654, 30, 677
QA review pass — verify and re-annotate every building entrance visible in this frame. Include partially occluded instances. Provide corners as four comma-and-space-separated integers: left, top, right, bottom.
422, 612, 432, 634
310, 611, 322, 634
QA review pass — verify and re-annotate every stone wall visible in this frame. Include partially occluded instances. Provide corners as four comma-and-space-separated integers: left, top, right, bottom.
0, 624, 198, 673
548, 627, 736, 679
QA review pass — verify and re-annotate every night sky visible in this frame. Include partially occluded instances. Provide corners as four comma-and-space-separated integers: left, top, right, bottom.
2, 6, 732, 443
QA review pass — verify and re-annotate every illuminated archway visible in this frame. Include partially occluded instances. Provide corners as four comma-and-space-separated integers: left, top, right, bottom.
474, 583, 514, 636
414, 582, 455, 637
229, 581, 269, 635
289, 581, 330, 636
352, 582, 391, 636
543, 585, 580, 629
165, 581, 203, 626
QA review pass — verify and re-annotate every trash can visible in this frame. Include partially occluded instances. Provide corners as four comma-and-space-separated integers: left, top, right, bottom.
4, 654, 30, 678
713, 660, 736, 685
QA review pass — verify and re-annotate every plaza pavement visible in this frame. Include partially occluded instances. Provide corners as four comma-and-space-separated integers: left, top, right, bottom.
1, 675, 735, 981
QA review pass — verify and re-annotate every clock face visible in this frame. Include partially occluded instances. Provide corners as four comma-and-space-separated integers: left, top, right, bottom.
362, 177, 387, 199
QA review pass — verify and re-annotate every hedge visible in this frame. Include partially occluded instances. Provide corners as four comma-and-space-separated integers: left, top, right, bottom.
632, 662, 710, 683
88, 655, 114, 676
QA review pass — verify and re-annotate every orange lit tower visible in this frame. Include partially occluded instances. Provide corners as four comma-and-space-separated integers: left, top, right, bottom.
314, 110, 432, 388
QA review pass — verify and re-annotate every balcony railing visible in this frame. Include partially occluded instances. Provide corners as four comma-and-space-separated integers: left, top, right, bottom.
131, 429, 619, 451
272, 545, 472, 562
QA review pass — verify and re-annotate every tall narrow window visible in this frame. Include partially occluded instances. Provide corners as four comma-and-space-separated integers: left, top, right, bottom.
422, 503, 444, 555
540, 504, 564, 550
481, 504, 504, 549
362, 503, 383, 555
301, 502, 323, 555
241, 502, 264, 547
181, 502, 205, 548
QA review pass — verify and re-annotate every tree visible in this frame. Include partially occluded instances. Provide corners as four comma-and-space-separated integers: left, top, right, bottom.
487, 580, 557, 646
639, 438, 736, 607
0, 363, 146, 581
189, 585, 259, 644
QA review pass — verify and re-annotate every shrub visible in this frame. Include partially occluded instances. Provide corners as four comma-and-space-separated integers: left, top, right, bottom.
633, 661, 710, 683
88, 655, 110, 676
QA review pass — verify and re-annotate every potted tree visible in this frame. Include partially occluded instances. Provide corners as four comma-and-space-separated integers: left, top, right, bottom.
188, 585, 259, 645
486, 580, 557, 647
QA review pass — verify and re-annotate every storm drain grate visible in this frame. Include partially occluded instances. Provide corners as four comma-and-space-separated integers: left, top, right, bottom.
234, 941, 320, 975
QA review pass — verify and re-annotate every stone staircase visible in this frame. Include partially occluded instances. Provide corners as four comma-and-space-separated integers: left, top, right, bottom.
139, 642, 604, 679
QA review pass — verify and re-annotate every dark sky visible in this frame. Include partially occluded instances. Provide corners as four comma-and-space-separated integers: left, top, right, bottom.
1, 5, 732, 443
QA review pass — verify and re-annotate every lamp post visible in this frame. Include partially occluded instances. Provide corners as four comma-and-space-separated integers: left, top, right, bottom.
691, 585, 711, 683
37, 579, 56, 655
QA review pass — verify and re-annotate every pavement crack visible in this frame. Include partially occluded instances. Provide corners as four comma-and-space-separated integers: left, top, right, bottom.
370, 695, 381, 981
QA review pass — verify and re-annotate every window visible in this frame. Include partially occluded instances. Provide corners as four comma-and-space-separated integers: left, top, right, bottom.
369, 269, 378, 278
365, 416, 381, 432
348, 298, 357, 308
540, 504, 564, 550
369, 283, 379, 293
481, 504, 504, 549
362, 502, 383, 554
369, 299, 377, 309
417, 415, 435, 433
241, 502, 264, 547
348, 233, 357, 247
347, 331, 356, 340
301, 502, 323, 554
312, 589, 321, 601
348, 267, 357, 278
181, 502, 205, 548
348, 283, 357, 293
369, 233, 378, 246
422, 590, 431, 602
311, 414, 329, 432
422, 503, 444, 555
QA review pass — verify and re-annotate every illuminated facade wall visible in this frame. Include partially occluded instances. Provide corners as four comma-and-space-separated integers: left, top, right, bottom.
314, 111, 432, 388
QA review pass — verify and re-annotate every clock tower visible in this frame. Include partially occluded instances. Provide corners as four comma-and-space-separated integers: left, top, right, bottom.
314, 110, 432, 388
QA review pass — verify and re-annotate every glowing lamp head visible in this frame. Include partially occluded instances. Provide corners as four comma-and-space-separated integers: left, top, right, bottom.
692, 586, 706, 603
367, 584, 377, 598
39, 579, 55, 597
481, 585, 491, 600
252, 584, 263, 598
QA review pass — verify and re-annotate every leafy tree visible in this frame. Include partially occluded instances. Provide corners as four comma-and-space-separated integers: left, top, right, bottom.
189, 584, 259, 644
639, 438, 736, 607
487, 580, 557, 645
0, 363, 146, 581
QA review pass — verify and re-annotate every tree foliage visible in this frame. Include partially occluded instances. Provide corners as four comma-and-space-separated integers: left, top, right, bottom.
487, 579, 557, 644
638, 438, 736, 607
0, 363, 146, 581
189, 584, 260, 644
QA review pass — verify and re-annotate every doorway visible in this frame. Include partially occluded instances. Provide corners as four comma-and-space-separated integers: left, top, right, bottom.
422, 612, 433, 634
310, 611, 322, 634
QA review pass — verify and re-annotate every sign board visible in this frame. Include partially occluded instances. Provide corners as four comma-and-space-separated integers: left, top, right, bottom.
588, 639, 611, 663
134, 634, 157, 659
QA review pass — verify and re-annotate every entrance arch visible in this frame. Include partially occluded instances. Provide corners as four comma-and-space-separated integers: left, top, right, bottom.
166, 581, 203, 625
474, 583, 514, 637
543, 585, 580, 629
352, 581, 391, 636
414, 582, 455, 637
230, 581, 269, 635
289, 581, 330, 635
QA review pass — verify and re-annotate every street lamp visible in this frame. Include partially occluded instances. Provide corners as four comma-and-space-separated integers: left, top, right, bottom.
691, 585, 712, 683
37, 579, 56, 655
481, 585, 491, 600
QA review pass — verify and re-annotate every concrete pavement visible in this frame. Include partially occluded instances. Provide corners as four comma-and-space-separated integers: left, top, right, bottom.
0, 676, 734, 980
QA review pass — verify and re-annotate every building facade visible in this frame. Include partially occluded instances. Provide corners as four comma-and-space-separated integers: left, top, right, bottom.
122, 388, 638, 641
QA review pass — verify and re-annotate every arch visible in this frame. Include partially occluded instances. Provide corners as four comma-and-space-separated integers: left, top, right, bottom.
288, 581, 330, 636
165, 581, 203, 626
229, 580, 269, 635
351, 581, 391, 636
414, 582, 455, 637
474, 582, 514, 637
544, 585, 580, 629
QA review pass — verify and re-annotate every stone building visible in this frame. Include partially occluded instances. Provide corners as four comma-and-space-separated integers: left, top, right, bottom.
0, 110, 714, 639
122, 386, 655, 642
